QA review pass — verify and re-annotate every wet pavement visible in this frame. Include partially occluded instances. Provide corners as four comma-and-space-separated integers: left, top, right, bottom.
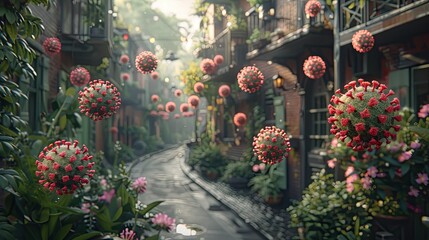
128, 145, 264, 240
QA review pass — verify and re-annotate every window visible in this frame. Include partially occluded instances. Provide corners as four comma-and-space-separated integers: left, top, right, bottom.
308, 80, 329, 149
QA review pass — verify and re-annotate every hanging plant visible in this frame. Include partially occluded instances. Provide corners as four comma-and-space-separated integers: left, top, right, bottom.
303, 56, 326, 80
165, 101, 176, 112
151, 94, 159, 103
43, 37, 61, 55
352, 30, 375, 53
200, 58, 216, 75
78, 80, 121, 121
180, 103, 189, 112
305, 0, 322, 17
119, 54, 130, 64
237, 66, 264, 93
174, 89, 182, 97
218, 85, 231, 97
151, 71, 159, 80
233, 112, 247, 127
188, 95, 200, 108
70, 67, 91, 87
193, 82, 204, 93
214, 55, 224, 65
253, 126, 292, 165
135, 51, 158, 74
35, 140, 95, 195
121, 73, 130, 81
328, 79, 402, 151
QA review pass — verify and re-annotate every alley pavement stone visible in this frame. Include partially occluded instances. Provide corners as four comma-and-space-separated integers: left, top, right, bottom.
181, 145, 296, 240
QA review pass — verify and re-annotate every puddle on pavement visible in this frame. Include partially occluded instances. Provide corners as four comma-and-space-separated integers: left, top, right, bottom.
176, 223, 205, 236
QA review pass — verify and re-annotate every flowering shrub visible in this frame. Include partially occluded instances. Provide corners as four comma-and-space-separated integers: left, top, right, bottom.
119, 54, 129, 64
213, 54, 224, 65
151, 71, 159, 80
135, 51, 158, 74
78, 80, 121, 121
151, 213, 176, 232
180, 103, 189, 112
218, 85, 231, 97
43, 37, 61, 55
233, 112, 247, 127
35, 140, 95, 195
121, 73, 130, 81
188, 95, 200, 108
165, 101, 176, 112
303, 56, 326, 79
120, 228, 136, 240
352, 30, 375, 53
200, 58, 216, 75
305, 0, 321, 17
328, 79, 401, 151
237, 66, 264, 93
131, 176, 147, 194
174, 89, 182, 97
193, 82, 204, 93
252, 126, 291, 165
151, 94, 159, 103
70, 67, 91, 87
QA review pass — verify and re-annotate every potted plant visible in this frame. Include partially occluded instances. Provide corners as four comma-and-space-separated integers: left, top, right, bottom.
249, 174, 283, 205
221, 161, 255, 188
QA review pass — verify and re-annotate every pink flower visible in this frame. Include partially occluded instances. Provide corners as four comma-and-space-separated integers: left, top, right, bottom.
416, 173, 428, 186
151, 213, 176, 232
252, 164, 260, 172
81, 202, 91, 213
327, 158, 337, 169
408, 186, 419, 197
366, 166, 378, 178
259, 163, 266, 171
346, 182, 354, 193
100, 179, 107, 186
345, 166, 355, 178
418, 104, 429, 118
398, 151, 412, 162
132, 177, 147, 194
410, 141, 421, 149
361, 176, 371, 190
120, 228, 136, 240
99, 189, 115, 203
330, 138, 338, 148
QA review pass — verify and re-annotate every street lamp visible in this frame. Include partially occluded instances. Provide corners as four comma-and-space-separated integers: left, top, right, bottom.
216, 97, 224, 105
273, 74, 299, 91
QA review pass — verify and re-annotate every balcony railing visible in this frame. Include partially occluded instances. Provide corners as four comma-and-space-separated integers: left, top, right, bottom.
59, 0, 113, 65
340, 0, 422, 31
212, 28, 247, 74
246, 0, 331, 51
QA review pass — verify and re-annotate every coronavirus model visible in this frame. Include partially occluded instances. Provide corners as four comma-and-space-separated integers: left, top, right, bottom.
43, 37, 61, 55
305, 0, 322, 17
180, 103, 189, 113
233, 113, 247, 127
70, 67, 91, 87
135, 51, 158, 74
151, 94, 159, 103
78, 80, 121, 121
352, 30, 375, 53
119, 54, 129, 64
194, 82, 204, 93
237, 66, 264, 93
35, 140, 95, 195
214, 55, 224, 65
218, 85, 231, 97
165, 102, 176, 112
303, 56, 326, 79
121, 73, 130, 81
200, 58, 216, 75
151, 71, 159, 80
328, 79, 402, 151
188, 95, 200, 108
174, 89, 182, 97
253, 126, 291, 165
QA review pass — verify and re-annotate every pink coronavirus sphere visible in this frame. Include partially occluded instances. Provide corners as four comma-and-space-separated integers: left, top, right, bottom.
151, 94, 159, 103
328, 79, 402, 152
121, 73, 130, 81
188, 95, 200, 108
352, 30, 375, 53
157, 104, 164, 111
233, 113, 247, 127
35, 140, 95, 195
253, 126, 291, 165
70, 67, 91, 87
159, 111, 169, 120
180, 103, 189, 113
165, 102, 176, 112
194, 82, 204, 93
305, 0, 322, 17
183, 111, 194, 117
200, 58, 216, 75
303, 56, 326, 80
174, 113, 181, 119
237, 66, 264, 93
135, 51, 158, 74
214, 55, 224, 65
151, 71, 159, 80
174, 89, 182, 97
43, 37, 61, 55
120, 54, 129, 64
218, 85, 231, 97
149, 110, 158, 116
110, 126, 118, 134
78, 80, 121, 121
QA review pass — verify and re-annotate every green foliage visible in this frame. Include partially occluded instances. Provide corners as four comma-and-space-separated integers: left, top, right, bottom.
249, 174, 282, 199
220, 160, 254, 182
180, 61, 204, 96
287, 170, 372, 240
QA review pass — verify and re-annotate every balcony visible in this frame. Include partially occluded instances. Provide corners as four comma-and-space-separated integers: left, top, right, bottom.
339, 0, 429, 46
246, 0, 333, 60
59, 0, 113, 66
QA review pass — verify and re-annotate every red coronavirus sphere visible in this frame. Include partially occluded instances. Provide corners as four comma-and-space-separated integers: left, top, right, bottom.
237, 66, 264, 93
135, 51, 158, 74
70, 67, 91, 87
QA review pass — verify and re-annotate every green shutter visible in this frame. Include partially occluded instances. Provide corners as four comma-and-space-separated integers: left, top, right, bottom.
273, 96, 287, 190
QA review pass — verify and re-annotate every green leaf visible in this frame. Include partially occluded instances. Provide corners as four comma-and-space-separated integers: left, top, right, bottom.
145, 234, 160, 240
400, 163, 410, 175
53, 223, 72, 240
65, 87, 76, 97
5, 24, 17, 42
71, 232, 102, 240
112, 206, 123, 222
0, 229, 15, 240
41, 223, 48, 240
59, 115, 67, 130
139, 200, 163, 216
